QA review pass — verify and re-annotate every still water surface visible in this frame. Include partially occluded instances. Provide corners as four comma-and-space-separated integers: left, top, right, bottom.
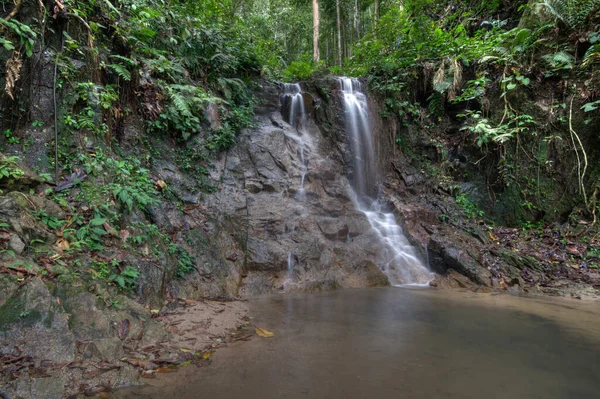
112, 288, 600, 399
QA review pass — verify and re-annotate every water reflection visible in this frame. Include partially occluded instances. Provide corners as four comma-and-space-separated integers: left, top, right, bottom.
110, 288, 600, 399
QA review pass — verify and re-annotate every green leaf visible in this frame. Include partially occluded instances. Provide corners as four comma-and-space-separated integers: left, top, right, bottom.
90, 218, 107, 226
506, 83, 517, 90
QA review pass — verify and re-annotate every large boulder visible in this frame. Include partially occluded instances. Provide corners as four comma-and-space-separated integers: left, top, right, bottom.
0, 278, 76, 364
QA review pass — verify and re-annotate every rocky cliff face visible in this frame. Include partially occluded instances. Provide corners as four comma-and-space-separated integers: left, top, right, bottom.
181, 80, 392, 296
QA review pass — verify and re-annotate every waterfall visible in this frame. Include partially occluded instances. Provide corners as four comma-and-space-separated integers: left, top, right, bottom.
339, 77, 432, 286
281, 83, 306, 131
339, 77, 378, 197
280, 83, 311, 196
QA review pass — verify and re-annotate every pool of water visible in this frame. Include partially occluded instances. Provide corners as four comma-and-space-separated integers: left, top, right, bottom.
111, 288, 600, 399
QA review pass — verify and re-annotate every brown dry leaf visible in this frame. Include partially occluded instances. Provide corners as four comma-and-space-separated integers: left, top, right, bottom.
122, 358, 158, 370
156, 367, 175, 373
5, 54, 22, 100
489, 232, 498, 241
155, 180, 167, 190
104, 222, 118, 237
56, 239, 70, 251
119, 229, 130, 244
255, 327, 274, 338
141, 370, 156, 379
118, 319, 130, 340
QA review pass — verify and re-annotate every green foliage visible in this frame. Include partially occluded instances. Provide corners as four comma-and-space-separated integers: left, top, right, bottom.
3, 129, 20, 145
35, 210, 66, 231
460, 111, 536, 147
148, 83, 220, 141
0, 19, 37, 56
72, 150, 158, 213
539, 0, 600, 30
168, 244, 196, 278
542, 50, 575, 76
282, 61, 319, 81
456, 193, 484, 219
0, 155, 25, 181
92, 260, 140, 293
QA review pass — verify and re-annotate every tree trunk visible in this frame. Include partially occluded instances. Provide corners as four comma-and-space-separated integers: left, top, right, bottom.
336, 0, 342, 66
354, 0, 359, 40
313, 0, 320, 62
373, 0, 379, 38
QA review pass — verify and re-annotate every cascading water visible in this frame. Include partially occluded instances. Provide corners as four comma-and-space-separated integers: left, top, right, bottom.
339, 77, 432, 286
281, 83, 306, 130
339, 77, 378, 197
280, 83, 311, 196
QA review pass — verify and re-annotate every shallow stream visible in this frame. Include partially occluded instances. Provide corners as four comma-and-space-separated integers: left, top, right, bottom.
111, 288, 600, 398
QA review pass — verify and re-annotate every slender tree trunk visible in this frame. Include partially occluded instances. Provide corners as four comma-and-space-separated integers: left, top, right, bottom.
373, 0, 379, 38
354, 0, 359, 40
336, 0, 342, 66
313, 0, 320, 62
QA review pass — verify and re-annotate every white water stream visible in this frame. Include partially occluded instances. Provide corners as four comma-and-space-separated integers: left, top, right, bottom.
339, 77, 432, 286
281, 83, 311, 196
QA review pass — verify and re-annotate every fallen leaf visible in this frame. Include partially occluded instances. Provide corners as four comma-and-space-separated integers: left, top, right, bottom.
489, 232, 498, 241
150, 309, 160, 314
180, 348, 192, 353
103, 222, 119, 237
141, 370, 156, 379
156, 180, 167, 190
255, 327, 274, 338
118, 319, 130, 340
56, 239, 70, 251
122, 358, 158, 370
201, 352, 212, 360
119, 229, 130, 244
156, 367, 175, 373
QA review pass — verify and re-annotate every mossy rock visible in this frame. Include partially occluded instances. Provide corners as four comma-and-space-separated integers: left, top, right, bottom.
498, 250, 543, 271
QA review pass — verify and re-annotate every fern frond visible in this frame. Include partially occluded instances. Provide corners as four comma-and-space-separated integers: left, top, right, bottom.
582, 44, 600, 67
169, 91, 192, 117
542, 50, 575, 68
108, 63, 132, 81
109, 54, 137, 67
539, 0, 600, 29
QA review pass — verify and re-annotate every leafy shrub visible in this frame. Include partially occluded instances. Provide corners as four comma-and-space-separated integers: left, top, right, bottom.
282, 61, 317, 81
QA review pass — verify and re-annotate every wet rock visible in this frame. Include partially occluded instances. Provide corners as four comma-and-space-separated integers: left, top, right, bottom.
433, 269, 481, 290
0, 274, 19, 307
78, 337, 124, 361
0, 278, 75, 363
140, 321, 170, 347
7, 192, 67, 219
204, 103, 221, 130
0, 195, 56, 245
428, 234, 492, 286
67, 292, 112, 339
245, 180, 263, 193
152, 160, 201, 204
8, 233, 25, 254
496, 250, 543, 271
2, 374, 67, 399
317, 217, 350, 241
147, 201, 187, 233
